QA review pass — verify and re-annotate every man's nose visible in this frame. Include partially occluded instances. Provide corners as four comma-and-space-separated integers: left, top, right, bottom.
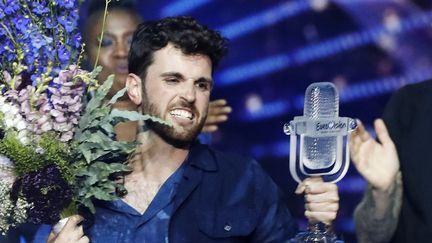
180, 83, 196, 103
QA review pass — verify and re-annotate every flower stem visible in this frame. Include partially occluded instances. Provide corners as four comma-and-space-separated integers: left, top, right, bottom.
60, 201, 78, 219
93, 0, 111, 70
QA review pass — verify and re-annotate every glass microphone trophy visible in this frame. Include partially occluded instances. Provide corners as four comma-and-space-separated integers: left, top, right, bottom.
284, 82, 356, 243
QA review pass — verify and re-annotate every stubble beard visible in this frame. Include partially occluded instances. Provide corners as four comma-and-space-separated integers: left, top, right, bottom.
141, 89, 206, 148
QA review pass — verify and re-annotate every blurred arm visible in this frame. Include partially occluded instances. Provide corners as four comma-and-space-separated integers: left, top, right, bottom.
354, 172, 402, 243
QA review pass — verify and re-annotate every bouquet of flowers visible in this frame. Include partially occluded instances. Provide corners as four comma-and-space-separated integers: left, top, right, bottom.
0, 0, 168, 235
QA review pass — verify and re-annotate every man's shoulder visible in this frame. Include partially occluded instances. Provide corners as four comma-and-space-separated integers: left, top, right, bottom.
396, 79, 432, 97
385, 79, 432, 114
203, 144, 258, 169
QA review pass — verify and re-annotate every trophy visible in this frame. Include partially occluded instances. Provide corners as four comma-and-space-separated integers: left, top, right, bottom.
284, 82, 356, 242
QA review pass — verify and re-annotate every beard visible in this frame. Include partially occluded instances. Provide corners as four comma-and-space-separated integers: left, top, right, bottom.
141, 89, 206, 148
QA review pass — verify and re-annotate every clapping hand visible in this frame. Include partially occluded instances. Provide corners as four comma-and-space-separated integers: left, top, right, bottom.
349, 119, 400, 192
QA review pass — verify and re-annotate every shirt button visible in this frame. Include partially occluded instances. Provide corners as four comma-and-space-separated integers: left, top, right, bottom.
224, 224, 232, 232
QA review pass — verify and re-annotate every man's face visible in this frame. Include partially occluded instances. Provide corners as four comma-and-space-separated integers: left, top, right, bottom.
86, 9, 139, 97
141, 44, 213, 146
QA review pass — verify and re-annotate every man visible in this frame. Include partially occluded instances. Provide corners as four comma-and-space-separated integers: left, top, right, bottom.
82, 1, 232, 142
51, 16, 339, 243
351, 80, 432, 243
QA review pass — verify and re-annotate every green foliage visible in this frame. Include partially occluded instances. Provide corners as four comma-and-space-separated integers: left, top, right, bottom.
0, 133, 44, 176
0, 132, 73, 181
76, 162, 130, 213
38, 134, 73, 184
72, 73, 171, 213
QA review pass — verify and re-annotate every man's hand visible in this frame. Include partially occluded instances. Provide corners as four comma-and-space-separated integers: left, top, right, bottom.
47, 215, 89, 243
295, 177, 339, 225
203, 99, 232, 133
349, 119, 400, 192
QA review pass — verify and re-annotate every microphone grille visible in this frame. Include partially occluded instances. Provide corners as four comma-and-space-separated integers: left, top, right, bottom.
304, 82, 339, 119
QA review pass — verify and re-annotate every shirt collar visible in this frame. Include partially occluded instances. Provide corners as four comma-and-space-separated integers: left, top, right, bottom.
187, 141, 218, 172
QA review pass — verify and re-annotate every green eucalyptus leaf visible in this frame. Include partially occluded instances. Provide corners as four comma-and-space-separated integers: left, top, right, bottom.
89, 66, 103, 79
110, 109, 172, 126
108, 86, 128, 105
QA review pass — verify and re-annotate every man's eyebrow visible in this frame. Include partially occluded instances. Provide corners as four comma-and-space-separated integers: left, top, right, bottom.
160, 72, 185, 79
161, 72, 213, 84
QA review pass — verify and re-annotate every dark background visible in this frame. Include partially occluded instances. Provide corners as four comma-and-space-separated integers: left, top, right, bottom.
135, 0, 432, 242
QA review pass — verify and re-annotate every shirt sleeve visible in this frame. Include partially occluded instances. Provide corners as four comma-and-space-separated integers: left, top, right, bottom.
248, 160, 298, 243
354, 168, 403, 243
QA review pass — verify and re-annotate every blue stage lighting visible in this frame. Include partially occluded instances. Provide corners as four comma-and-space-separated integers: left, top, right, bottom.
244, 100, 291, 121
216, 11, 432, 86
243, 68, 432, 122
160, 0, 212, 17
218, 55, 291, 86
218, 0, 311, 40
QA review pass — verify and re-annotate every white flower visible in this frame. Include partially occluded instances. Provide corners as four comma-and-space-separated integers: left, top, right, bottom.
4, 116, 14, 129
0, 103, 11, 114
17, 130, 29, 145
40, 122, 53, 132
15, 119, 27, 131
9, 106, 19, 116
35, 147, 45, 154
0, 155, 15, 185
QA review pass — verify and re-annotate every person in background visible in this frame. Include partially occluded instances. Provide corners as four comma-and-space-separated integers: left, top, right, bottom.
351, 80, 432, 242
49, 16, 340, 243
82, 0, 232, 141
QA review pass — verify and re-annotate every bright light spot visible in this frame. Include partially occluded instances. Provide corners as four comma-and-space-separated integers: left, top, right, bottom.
245, 94, 263, 113
310, 0, 329, 12
383, 8, 401, 32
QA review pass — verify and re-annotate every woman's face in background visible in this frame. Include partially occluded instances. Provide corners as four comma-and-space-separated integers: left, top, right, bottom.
85, 9, 140, 98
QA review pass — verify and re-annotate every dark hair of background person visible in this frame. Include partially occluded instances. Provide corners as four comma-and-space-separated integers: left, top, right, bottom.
128, 16, 229, 80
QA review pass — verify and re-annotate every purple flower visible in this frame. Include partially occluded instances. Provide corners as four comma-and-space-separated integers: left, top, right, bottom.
4, 2, 19, 15
57, 44, 70, 64
13, 16, 31, 34
30, 32, 47, 50
32, 3, 49, 15
70, 33, 82, 49
0, 8, 5, 19
44, 17, 57, 29
11, 164, 72, 224
58, 0, 75, 9
58, 15, 76, 32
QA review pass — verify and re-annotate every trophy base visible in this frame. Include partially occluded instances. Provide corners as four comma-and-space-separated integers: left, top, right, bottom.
289, 223, 344, 243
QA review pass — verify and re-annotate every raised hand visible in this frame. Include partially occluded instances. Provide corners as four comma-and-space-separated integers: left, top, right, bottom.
295, 177, 339, 225
202, 99, 232, 133
349, 119, 400, 191
47, 215, 89, 243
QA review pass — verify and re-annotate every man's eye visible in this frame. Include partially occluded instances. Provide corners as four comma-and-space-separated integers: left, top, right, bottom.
196, 82, 211, 91
166, 78, 179, 84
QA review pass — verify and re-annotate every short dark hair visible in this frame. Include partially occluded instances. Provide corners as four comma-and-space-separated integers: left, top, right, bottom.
128, 16, 228, 79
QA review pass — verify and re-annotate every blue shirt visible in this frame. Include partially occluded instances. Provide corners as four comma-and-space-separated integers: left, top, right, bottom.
88, 164, 185, 243
28, 142, 297, 243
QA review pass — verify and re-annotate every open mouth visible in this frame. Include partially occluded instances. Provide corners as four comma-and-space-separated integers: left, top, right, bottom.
169, 109, 194, 120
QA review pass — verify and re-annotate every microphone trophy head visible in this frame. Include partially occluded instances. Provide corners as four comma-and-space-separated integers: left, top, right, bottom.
284, 82, 357, 183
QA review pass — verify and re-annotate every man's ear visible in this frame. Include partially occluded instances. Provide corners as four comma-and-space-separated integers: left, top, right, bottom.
126, 73, 142, 105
